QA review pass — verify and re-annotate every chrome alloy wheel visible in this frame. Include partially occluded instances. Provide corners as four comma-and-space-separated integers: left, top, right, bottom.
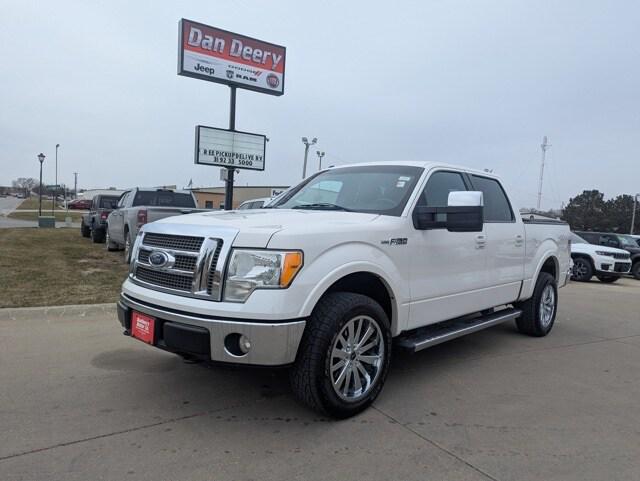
539, 284, 556, 328
329, 315, 384, 402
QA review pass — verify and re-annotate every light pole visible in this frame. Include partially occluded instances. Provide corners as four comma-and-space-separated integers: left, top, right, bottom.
301, 137, 317, 179
37, 153, 45, 217
53, 143, 60, 216
316, 150, 325, 170
73, 172, 78, 199
631, 193, 640, 235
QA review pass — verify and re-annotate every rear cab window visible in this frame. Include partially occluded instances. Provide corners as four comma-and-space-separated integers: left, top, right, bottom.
132, 191, 196, 208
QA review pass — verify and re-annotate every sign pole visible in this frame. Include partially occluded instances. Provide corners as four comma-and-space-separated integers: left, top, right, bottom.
224, 86, 236, 210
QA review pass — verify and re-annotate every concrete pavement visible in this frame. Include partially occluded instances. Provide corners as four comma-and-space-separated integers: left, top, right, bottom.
1, 280, 639, 480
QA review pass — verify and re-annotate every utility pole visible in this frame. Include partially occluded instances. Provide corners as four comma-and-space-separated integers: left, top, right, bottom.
537, 136, 551, 210
54, 144, 60, 216
631, 193, 640, 235
73, 172, 78, 199
301, 137, 317, 179
316, 150, 325, 170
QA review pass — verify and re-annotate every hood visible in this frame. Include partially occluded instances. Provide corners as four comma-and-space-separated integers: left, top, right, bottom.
153, 209, 380, 247
573, 242, 629, 256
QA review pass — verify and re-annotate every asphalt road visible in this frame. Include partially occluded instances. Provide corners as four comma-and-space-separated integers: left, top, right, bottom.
1, 279, 639, 481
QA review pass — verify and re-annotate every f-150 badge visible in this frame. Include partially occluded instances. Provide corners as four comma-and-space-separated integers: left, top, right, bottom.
381, 238, 408, 246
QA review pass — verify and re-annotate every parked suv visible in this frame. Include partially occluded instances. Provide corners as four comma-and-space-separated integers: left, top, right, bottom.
80, 195, 120, 243
106, 188, 205, 263
570, 233, 631, 282
575, 231, 640, 279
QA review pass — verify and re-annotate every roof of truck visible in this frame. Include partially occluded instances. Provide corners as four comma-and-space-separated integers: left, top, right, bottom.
328, 161, 500, 179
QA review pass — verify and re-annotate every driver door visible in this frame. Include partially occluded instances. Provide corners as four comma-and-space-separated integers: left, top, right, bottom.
408, 170, 488, 329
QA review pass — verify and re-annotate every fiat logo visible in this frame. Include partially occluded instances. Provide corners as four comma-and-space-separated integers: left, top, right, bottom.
149, 251, 169, 267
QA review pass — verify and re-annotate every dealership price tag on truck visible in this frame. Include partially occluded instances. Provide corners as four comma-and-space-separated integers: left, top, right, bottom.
178, 19, 286, 96
195, 126, 266, 171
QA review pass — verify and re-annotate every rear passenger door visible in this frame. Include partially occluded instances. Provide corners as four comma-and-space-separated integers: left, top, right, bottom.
109, 191, 129, 243
468, 175, 524, 304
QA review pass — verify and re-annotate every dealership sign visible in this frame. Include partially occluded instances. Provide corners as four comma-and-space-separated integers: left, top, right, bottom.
195, 126, 266, 171
178, 19, 286, 96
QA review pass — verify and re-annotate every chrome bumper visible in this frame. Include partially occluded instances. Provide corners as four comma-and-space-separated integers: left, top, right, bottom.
118, 294, 306, 366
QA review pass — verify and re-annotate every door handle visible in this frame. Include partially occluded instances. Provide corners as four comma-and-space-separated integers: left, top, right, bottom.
475, 234, 486, 249
515, 235, 524, 247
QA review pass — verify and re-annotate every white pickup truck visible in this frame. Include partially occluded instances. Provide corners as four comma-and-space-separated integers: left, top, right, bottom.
117, 162, 571, 417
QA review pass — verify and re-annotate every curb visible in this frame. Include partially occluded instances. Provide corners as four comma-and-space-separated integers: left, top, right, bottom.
0, 302, 116, 321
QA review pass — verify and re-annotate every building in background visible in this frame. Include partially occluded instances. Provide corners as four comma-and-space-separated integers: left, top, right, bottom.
191, 186, 289, 209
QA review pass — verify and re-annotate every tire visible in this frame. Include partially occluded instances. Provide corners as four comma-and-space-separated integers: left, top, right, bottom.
514, 272, 557, 337
80, 221, 91, 238
571, 257, 593, 282
596, 276, 619, 283
289, 292, 392, 418
105, 229, 119, 252
123, 230, 132, 264
632, 262, 640, 280
91, 226, 105, 243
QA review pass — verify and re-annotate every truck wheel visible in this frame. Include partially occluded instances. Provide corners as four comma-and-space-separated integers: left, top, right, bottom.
105, 230, 119, 252
596, 276, 618, 283
571, 258, 593, 282
123, 231, 132, 264
80, 222, 91, 238
514, 272, 557, 337
632, 262, 640, 280
290, 292, 391, 418
91, 226, 105, 243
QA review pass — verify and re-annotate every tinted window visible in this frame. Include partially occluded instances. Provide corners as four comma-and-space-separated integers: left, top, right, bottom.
132, 191, 196, 208
470, 175, 513, 222
117, 192, 130, 208
99, 196, 119, 209
417, 171, 467, 207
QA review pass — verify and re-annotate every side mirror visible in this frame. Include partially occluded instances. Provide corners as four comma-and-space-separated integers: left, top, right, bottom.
413, 191, 484, 232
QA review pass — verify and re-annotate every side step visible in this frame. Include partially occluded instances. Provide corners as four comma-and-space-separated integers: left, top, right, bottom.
396, 307, 522, 353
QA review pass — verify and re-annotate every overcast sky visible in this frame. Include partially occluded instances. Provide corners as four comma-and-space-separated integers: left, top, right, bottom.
1, 0, 638, 210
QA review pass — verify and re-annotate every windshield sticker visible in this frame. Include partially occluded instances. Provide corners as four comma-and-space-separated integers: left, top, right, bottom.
396, 181, 406, 188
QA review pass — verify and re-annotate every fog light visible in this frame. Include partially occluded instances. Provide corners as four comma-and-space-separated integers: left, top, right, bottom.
239, 335, 251, 354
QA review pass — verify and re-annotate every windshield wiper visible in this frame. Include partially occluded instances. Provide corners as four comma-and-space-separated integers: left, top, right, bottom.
291, 203, 352, 212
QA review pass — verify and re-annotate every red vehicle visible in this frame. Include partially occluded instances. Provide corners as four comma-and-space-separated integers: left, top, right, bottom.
68, 198, 92, 210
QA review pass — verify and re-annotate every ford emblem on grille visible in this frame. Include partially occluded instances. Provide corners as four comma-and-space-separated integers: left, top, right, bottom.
149, 251, 169, 267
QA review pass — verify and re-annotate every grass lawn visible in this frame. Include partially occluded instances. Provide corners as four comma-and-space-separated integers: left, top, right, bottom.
0, 228, 129, 308
7, 210, 84, 222
16, 198, 56, 210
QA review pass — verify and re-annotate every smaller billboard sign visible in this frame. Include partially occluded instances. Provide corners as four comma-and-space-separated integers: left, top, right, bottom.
178, 19, 286, 96
195, 126, 266, 171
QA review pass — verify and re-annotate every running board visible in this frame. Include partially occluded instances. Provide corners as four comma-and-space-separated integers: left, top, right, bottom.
396, 308, 522, 353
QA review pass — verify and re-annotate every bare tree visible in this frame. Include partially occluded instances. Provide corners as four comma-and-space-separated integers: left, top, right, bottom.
12, 177, 39, 194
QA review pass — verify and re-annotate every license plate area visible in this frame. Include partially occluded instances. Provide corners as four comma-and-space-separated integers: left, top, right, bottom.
131, 311, 155, 344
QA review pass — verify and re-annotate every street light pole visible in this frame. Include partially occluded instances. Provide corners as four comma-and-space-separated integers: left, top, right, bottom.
316, 150, 325, 170
53, 144, 60, 216
73, 172, 78, 199
37, 153, 45, 217
301, 137, 317, 179
631, 193, 640, 235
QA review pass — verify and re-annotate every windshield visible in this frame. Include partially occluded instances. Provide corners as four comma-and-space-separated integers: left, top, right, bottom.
570, 233, 587, 244
132, 191, 196, 208
272, 165, 424, 216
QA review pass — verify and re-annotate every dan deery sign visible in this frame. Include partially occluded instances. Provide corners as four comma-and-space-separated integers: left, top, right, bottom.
178, 19, 286, 96
195, 126, 266, 171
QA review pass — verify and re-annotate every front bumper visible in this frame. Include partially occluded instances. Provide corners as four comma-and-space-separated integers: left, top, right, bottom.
594, 256, 631, 276
118, 294, 306, 366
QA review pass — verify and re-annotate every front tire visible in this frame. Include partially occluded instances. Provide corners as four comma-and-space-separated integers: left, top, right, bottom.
105, 229, 119, 252
571, 257, 593, 282
632, 262, 640, 280
596, 275, 619, 283
290, 292, 391, 418
91, 226, 105, 243
514, 272, 557, 337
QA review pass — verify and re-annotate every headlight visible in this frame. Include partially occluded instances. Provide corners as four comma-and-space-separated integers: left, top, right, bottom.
223, 249, 303, 302
595, 251, 613, 256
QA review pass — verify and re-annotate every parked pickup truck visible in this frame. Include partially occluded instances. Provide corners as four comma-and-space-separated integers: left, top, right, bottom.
80, 194, 121, 243
106, 188, 205, 263
117, 162, 571, 417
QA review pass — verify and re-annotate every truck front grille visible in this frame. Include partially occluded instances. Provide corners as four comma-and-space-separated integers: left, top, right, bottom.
143, 233, 204, 252
135, 266, 193, 292
613, 253, 630, 260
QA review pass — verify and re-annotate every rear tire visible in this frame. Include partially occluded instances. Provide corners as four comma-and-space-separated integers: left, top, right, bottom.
596, 275, 619, 283
514, 272, 557, 337
571, 257, 593, 282
632, 262, 640, 280
91, 226, 105, 243
80, 222, 90, 238
290, 292, 391, 418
